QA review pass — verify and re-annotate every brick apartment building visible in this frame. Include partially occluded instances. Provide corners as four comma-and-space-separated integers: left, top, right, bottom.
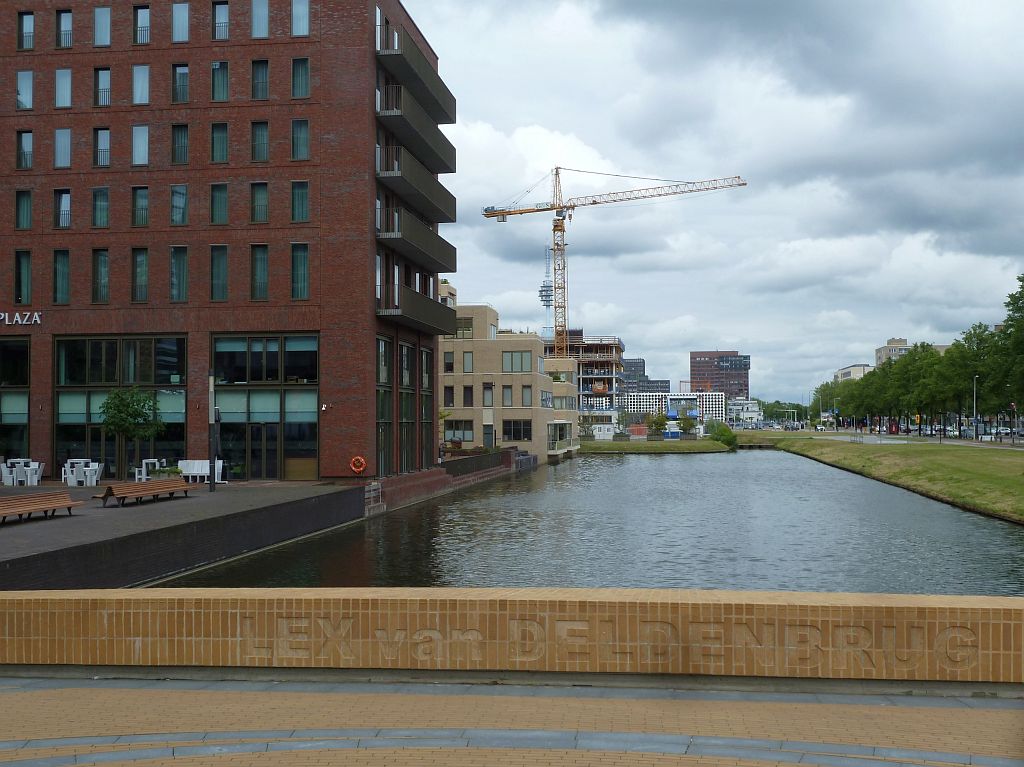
689, 350, 750, 399
1, 1, 456, 481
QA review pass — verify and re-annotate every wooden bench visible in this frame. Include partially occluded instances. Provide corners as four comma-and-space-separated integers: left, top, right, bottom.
0, 491, 84, 524
93, 477, 192, 507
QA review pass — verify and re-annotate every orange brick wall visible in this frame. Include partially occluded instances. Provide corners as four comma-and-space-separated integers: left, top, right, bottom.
1, 588, 1020, 682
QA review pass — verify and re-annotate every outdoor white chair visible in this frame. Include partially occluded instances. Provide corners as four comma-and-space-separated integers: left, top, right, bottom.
13, 466, 27, 486
83, 464, 100, 487
0, 464, 13, 487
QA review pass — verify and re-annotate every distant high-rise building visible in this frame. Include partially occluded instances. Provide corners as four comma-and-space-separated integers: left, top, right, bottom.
622, 357, 670, 394
689, 351, 750, 399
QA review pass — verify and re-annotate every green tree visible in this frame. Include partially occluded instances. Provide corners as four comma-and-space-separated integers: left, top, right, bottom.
704, 419, 737, 450
99, 387, 164, 478
645, 411, 667, 435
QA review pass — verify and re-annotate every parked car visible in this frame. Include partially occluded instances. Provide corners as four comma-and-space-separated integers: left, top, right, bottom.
994, 426, 1011, 436
815, 424, 827, 431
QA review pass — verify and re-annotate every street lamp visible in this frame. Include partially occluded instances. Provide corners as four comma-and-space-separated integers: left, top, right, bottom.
973, 375, 979, 441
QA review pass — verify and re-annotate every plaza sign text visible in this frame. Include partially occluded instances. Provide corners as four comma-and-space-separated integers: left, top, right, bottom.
0, 311, 41, 325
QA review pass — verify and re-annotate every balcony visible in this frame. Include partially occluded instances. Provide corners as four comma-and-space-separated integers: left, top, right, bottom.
377, 207, 456, 274
376, 24, 456, 125
377, 85, 455, 174
377, 284, 455, 336
376, 147, 455, 224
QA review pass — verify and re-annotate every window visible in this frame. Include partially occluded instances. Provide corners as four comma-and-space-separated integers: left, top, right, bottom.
131, 187, 149, 226
292, 58, 310, 98
14, 251, 31, 305
250, 182, 268, 222
502, 385, 512, 407
291, 0, 309, 35
172, 64, 189, 102
482, 383, 493, 407
17, 12, 34, 50
444, 420, 473, 442
92, 249, 109, 303
172, 2, 189, 42
502, 420, 532, 442
56, 10, 73, 48
16, 131, 32, 169
251, 0, 269, 37
291, 181, 309, 222
463, 351, 473, 373
211, 123, 228, 162
502, 351, 532, 372
455, 317, 473, 339
443, 351, 453, 374
131, 248, 148, 301
53, 250, 70, 304
54, 128, 71, 168
55, 69, 71, 108
212, 1, 229, 39
443, 386, 454, 408
251, 121, 268, 161
93, 128, 111, 165
251, 60, 268, 99
522, 385, 533, 407
170, 185, 188, 224
211, 61, 229, 101
132, 65, 149, 104
291, 244, 308, 300
541, 390, 553, 408
132, 125, 149, 165
250, 245, 268, 300
92, 188, 109, 227
94, 7, 111, 46
291, 119, 309, 160
210, 245, 228, 300
462, 385, 473, 407
170, 246, 188, 301
94, 68, 111, 106
171, 124, 189, 163
16, 71, 32, 110
210, 183, 228, 224
421, 348, 433, 390
15, 191, 31, 230
134, 6, 150, 44
54, 190, 71, 229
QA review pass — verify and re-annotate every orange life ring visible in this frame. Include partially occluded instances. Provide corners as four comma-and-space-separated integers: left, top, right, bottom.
350, 455, 367, 474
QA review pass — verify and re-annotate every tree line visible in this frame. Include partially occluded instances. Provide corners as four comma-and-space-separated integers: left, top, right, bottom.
812, 275, 1024, 428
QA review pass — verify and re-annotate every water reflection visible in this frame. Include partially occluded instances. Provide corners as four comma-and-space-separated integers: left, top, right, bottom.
167, 452, 1024, 596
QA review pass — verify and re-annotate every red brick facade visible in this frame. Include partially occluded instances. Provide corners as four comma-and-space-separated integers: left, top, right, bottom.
0, 0, 454, 480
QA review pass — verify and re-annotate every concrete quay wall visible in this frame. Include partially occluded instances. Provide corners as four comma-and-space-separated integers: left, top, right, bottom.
1, 588, 1020, 683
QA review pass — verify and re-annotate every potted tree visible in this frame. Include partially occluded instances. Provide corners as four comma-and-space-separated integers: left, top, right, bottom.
99, 387, 164, 480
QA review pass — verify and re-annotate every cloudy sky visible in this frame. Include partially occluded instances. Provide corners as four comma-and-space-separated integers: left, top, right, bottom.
402, 0, 1023, 403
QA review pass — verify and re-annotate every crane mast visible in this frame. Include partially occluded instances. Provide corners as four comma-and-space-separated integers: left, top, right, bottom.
483, 167, 747, 357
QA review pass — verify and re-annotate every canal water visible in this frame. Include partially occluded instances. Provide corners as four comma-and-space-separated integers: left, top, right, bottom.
167, 452, 1024, 596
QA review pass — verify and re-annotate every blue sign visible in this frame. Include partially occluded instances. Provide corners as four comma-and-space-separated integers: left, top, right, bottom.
687, 409, 699, 417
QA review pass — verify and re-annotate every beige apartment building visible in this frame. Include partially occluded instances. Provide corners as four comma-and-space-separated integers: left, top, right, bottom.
438, 293, 579, 462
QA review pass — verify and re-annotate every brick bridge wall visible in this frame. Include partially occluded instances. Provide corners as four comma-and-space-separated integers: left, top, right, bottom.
1, 588, 1020, 683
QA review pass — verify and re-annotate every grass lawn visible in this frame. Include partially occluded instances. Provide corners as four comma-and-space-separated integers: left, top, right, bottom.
579, 439, 729, 454
777, 438, 1024, 523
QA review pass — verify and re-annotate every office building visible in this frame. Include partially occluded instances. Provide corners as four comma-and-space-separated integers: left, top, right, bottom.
545, 329, 625, 430
834, 364, 873, 382
689, 350, 750, 399
1, 1, 456, 480
622, 357, 670, 394
439, 288, 579, 462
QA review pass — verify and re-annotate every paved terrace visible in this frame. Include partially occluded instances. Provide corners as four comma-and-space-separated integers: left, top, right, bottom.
0, 482, 358, 588
0, 674, 1021, 767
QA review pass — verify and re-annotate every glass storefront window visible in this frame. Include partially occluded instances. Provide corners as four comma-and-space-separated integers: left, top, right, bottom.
0, 340, 29, 386
215, 390, 248, 422
249, 390, 280, 421
57, 392, 88, 423
157, 389, 186, 423
284, 390, 317, 422
214, 338, 247, 383
284, 336, 317, 382
55, 340, 87, 385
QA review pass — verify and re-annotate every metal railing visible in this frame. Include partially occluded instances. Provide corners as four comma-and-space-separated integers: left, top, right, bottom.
172, 84, 189, 102
16, 151, 32, 169
132, 207, 149, 226
93, 148, 109, 166
250, 204, 268, 222
17, 32, 33, 50
57, 29, 72, 48
55, 209, 71, 228
547, 437, 580, 451
95, 88, 110, 106
251, 80, 268, 100
134, 26, 150, 44
213, 22, 229, 40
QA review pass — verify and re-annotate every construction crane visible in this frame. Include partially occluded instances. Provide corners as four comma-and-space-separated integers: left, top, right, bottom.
483, 167, 747, 357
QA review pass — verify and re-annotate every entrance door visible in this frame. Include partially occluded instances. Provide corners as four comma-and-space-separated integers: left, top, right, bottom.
483, 424, 494, 448
86, 425, 118, 479
248, 423, 279, 480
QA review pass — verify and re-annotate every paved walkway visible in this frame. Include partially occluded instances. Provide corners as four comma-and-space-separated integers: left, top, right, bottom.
0, 676, 1021, 766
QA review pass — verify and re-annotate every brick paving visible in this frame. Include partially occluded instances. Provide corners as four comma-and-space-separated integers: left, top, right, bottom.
0, 677, 1020, 767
